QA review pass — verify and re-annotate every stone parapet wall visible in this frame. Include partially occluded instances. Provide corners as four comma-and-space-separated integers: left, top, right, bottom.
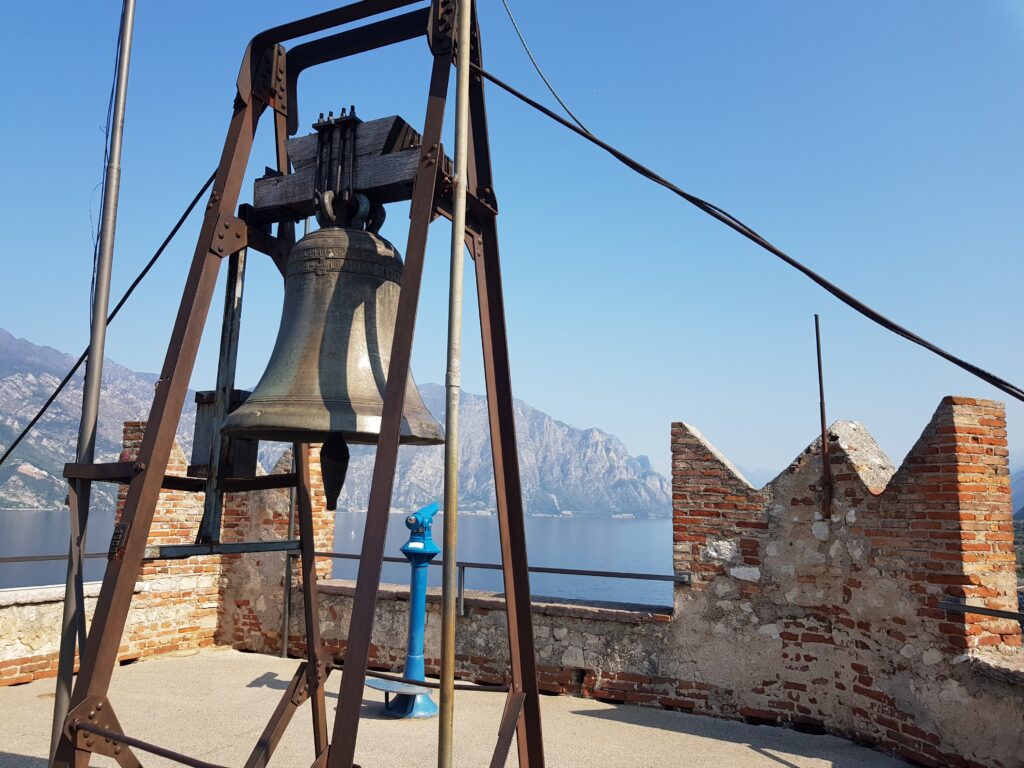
0, 424, 218, 685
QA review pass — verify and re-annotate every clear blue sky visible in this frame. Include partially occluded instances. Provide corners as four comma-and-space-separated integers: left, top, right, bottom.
1, 1, 1022, 481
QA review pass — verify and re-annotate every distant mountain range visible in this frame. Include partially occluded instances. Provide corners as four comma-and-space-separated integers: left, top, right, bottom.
0, 328, 196, 512
311, 383, 670, 517
0, 328, 669, 518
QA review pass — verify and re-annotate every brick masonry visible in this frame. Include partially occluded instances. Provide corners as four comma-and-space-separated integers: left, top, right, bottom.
0, 423, 219, 685
2, 400, 1022, 767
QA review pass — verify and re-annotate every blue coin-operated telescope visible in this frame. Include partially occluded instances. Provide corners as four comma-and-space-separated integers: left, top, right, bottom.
366, 502, 440, 718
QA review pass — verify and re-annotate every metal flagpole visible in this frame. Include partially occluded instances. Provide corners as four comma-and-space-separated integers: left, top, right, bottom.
815, 314, 832, 517
49, 0, 137, 762
438, 0, 473, 764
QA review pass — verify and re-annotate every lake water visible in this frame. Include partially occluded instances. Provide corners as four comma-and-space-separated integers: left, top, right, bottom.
0, 509, 674, 606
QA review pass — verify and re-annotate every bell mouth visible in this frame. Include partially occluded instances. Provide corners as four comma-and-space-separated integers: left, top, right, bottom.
220, 425, 445, 447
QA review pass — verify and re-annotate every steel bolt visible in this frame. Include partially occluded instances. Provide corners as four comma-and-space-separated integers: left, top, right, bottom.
88, 710, 95, 719
96, 702, 104, 710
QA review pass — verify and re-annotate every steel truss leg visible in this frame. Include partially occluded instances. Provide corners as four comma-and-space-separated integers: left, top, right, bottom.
466, 7, 545, 763
52, 89, 266, 768
473, 221, 545, 768
244, 444, 329, 768
295, 443, 329, 754
326, 48, 453, 768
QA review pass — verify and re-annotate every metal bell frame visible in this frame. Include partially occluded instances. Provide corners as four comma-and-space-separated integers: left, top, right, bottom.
53, 1, 545, 766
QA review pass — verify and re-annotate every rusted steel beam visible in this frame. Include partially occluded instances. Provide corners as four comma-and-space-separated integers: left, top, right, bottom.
285, 8, 430, 136
53, 48, 267, 768
223, 473, 298, 492
327, 40, 453, 768
62, 462, 296, 494
63, 462, 206, 492
295, 443, 329, 756
195, 247, 247, 544
467, 8, 544, 762
244, 661, 321, 768
142, 540, 301, 560
489, 692, 526, 768
62, 461, 138, 481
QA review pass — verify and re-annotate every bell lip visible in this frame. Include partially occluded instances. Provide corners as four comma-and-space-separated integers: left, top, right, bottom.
219, 426, 445, 447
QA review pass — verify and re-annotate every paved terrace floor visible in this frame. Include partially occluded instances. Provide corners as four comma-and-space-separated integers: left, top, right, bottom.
0, 649, 910, 768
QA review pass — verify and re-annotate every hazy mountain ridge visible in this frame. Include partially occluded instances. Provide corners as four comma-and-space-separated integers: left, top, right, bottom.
1, 329, 669, 518
0, 328, 195, 511
305, 384, 670, 517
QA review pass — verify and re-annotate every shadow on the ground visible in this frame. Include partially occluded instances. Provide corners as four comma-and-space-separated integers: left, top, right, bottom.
0, 753, 47, 767
246, 671, 424, 722
571, 704, 906, 768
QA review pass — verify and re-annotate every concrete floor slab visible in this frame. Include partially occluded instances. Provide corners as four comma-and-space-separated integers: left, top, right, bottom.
0, 649, 910, 767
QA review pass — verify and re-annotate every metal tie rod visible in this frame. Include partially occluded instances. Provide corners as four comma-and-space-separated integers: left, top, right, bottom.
939, 600, 1024, 622
73, 721, 229, 768
143, 540, 302, 560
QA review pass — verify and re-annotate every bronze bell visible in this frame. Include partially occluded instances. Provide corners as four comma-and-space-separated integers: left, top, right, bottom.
221, 226, 445, 447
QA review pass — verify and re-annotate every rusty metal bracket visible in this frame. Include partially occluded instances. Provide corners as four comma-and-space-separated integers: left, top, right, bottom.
107, 522, 129, 561
66, 696, 141, 767
252, 44, 289, 116
302, 654, 332, 704
428, 0, 454, 55
211, 213, 248, 257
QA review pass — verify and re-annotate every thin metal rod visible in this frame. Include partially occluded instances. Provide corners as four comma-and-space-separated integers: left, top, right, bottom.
51, 2, 136, 762
815, 314, 832, 517
457, 564, 466, 618
313, 550, 691, 584
939, 600, 1024, 622
439, 1, 472, 765
0, 553, 107, 565
74, 721, 228, 768
362, 668, 506, 693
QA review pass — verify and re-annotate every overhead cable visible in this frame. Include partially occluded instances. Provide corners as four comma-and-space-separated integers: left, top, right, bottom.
497, 0, 590, 134
471, 62, 1024, 405
0, 171, 217, 471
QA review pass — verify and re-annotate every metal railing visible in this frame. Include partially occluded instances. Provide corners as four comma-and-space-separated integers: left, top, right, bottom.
305, 551, 691, 616
938, 599, 1024, 623
2, 551, 691, 618
0, 552, 107, 565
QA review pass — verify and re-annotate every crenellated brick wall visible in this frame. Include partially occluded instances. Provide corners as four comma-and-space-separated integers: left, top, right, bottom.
663, 397, 1023, 766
